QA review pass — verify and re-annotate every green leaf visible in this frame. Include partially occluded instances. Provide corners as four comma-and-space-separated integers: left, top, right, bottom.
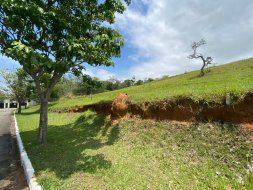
37, 7, 44, 14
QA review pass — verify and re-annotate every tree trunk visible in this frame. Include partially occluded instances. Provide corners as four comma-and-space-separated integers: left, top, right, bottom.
38, 97, 48, 144
18, 101, 22, 114
199, 56, 206, 75
30, 72, 62, 144
200, 63, 205, 75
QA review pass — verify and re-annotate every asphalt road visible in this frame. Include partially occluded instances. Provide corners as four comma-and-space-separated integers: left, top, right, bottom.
0, 109, 28, 190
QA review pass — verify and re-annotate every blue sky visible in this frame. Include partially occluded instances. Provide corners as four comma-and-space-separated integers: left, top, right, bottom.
1, 0, 253, 82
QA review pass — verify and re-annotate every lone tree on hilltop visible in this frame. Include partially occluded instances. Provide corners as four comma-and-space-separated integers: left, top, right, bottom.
188, 39, 213, 75
0, 69, 29, 114
0, 0, 131, 143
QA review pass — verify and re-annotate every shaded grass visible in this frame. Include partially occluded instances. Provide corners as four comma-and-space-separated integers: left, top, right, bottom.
16, 108, 253, 190
51, 58, 253, 109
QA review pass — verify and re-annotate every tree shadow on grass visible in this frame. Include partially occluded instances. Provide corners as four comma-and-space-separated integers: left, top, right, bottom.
188, 70, 212, 80
18, 102, 58, 115
19, 112, 120, 179
18, 109, 40, 115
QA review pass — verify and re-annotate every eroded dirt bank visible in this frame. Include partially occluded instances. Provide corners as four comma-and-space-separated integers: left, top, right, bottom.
50, 92, 253, 127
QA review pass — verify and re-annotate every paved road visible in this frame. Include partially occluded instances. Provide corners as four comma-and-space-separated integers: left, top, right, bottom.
0, 109, 28, 190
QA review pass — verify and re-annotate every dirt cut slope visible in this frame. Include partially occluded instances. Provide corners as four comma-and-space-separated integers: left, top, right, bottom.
50, 91, 253, 129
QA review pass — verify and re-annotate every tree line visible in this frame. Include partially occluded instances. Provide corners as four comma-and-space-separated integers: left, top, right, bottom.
0, 68, 156, 109
52, 75, 154, 99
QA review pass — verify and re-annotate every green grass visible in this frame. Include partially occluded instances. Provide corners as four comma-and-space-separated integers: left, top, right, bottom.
16, 107, 253, 190
52, 58, 253, 109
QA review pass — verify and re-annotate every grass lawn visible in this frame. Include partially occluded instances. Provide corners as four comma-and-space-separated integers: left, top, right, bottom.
51, 58, 253, 109
16, 107, 253, 190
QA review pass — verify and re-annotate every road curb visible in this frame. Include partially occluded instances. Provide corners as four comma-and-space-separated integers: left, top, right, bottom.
14, 112, 42, 190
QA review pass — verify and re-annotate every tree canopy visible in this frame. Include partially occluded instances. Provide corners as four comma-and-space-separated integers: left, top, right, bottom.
0, 0, 131, 143
1, 0, 130, 93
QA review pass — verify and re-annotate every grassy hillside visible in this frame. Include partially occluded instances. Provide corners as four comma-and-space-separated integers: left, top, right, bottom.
52, 58, 253, 109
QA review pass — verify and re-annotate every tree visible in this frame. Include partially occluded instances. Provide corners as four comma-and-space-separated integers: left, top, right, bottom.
0, 0, 131, 143
144, 78, 154, 83
0, 90, 7, 101
0, 69, 29, 114
122, 79, 135, 87
122, 76, 135, 87
135, 80, 144, 85
73, 75, 101, 96
57, 77, 77, 97
50, 84, 61, 101
188, 39, 213, 75
105, 77, 121, 91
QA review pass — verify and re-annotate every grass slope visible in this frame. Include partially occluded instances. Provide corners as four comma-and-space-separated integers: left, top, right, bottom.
16, 58, 253, 189
16, 108, 253, 190
52, 58, 253, 109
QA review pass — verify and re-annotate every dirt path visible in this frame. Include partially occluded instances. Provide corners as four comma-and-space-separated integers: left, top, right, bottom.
0, 109, 28, 190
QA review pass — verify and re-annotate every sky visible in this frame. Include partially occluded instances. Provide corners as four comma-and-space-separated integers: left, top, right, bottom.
1, 0, 253, 81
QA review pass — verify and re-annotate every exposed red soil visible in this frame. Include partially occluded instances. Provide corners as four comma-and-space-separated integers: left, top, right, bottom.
111, 93, 129, 119
50, 91, 253, 130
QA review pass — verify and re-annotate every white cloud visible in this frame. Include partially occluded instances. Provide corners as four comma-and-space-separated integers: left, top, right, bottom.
96, 69, 116, 80
116, 0, 253, 79
81, 69, 95, 77
82, 68, 116, 81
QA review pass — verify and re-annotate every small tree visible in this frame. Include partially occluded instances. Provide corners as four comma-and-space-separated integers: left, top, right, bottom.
106, 77, 121, 91
0, 69, 29, 114
135, 80, 144, 85
73, 75, 101, 96
83, 76, 101, 96
188, 39, 213, 75
122, 79, 135, 87
57, 77, 77, 97
0, 0, 130, 143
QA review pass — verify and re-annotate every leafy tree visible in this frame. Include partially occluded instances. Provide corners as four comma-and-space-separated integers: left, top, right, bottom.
0, 90, 7, 101
144, 78, 154, 83
0, 69, 29, 114
50, 84, 61, 101
122, 79, 135, 87
105, 77, 121, 91
73, 75, 101, 96
121, 77, 135, 87
57, 77, 77, 97
0, 0, 130, 143
188, 39, 213, 75
135, 80, 144, 85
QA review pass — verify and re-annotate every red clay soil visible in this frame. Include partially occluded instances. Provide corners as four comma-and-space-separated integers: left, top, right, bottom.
50, 91, 253, 130
111, 93, 129, 119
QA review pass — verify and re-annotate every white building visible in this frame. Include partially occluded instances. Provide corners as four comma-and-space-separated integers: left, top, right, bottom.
0, 99, 33, 109
0, 99, 18, 109
4, 99, 11, 108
